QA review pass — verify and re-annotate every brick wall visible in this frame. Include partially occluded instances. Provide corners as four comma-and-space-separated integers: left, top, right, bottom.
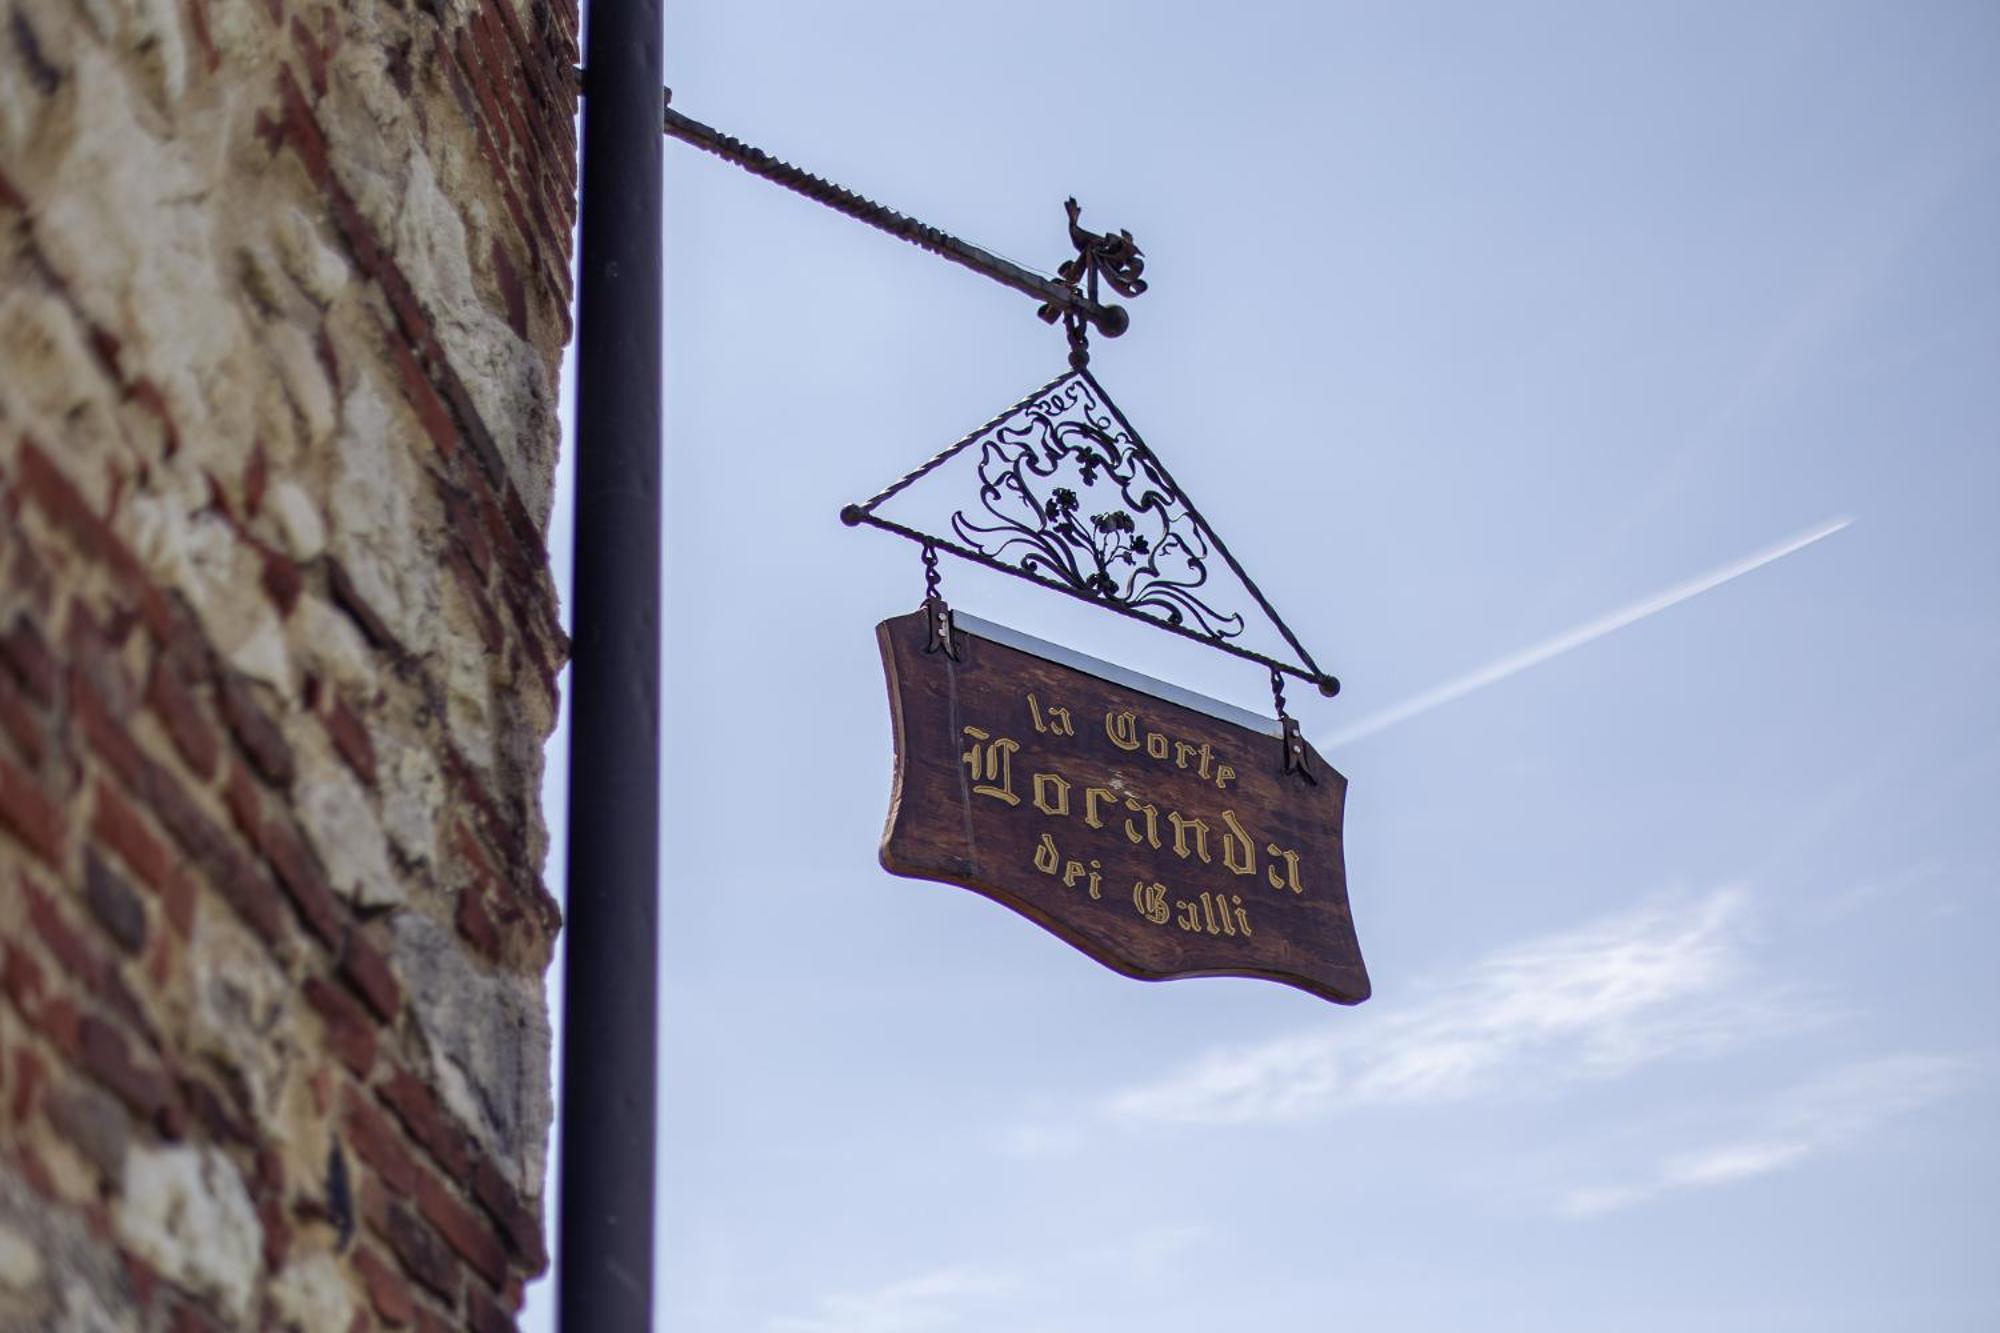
0, 0, 576, 1327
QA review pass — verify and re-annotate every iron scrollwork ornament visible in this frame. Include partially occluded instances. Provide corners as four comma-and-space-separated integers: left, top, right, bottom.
948, 377, 1246, 641
1038, 198, 1146, 367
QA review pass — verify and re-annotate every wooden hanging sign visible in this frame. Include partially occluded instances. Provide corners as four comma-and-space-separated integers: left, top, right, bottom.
876, 607, 1369, 1004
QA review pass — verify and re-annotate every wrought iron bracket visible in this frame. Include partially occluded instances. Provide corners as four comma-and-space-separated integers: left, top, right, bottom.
1038, 197, 1145, 368
1280, 715, 1317, 784
922, 594, 960, 660
654, 88, 1141, 344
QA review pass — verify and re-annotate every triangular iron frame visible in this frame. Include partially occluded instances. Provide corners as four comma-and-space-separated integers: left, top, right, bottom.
842, 368, 1340, 699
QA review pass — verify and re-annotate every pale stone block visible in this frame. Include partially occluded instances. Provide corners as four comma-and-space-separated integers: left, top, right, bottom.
117, 1145, 262, 1323
267, 1252, 355, 1333
273, 208, 350, 307
267, 479, 327, 562
188, 913, 298, 1125
297, 733, 403, 908
391, 912, 553, 1196
0, 1224, 42, 1292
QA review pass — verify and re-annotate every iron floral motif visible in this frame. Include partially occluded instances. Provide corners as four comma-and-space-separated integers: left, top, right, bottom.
949, 378, 1246, 641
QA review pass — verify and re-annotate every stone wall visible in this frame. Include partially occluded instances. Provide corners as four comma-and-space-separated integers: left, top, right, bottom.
0, 0, 576, 1327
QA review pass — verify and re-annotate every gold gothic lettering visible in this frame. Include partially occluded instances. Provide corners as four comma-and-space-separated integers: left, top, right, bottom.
1170, 892, 1253, 936
1106, 709, 1140, 752
1265, 844, 1305, 894
1219, 809, 1257, 877
1132, 880, 1170, 924
1103, 710, 1236, 790
960, 727, 1020, 805
1123, 798, 1161, 849
1166, 811, 1210, 864
1026, 692, 1076, 737
1032, 771, 1072, 817
1033, 830, 1101, 898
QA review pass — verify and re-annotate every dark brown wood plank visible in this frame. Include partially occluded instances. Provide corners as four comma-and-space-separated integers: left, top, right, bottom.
876, 610, 1370, 1005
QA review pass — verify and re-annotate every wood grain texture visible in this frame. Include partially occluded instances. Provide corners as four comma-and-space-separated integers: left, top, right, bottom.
876, 610, 1370, 1004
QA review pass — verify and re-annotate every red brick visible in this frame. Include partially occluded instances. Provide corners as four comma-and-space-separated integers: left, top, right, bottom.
146, 771, 286, 944
323, 694, 377, 786
386, 333, 461, 459
16, 443, 137, 591
453, 819, 497, 884
159, 865, 197, 939
261, 549, 302, 615
354, 1243, 416, 1327
77, 1014, 168, 1118
414, 1306, 457, 1333
343, 1085, 418, 1194
221, 758, 261, 842
0, 755, 62, 864
378, 1067, 470, 1180
262, 814, 342, 947
83, 851, 147, 954
456, 888, 499, 963
181, 1075, 253, 1146
470, 1156, 546, 1272
37, 994, 80, 1057
72, 670, 146, 791
91, 779, 168, 893
340, 930, 401, 1023
25, 879, 102, 991
415, 1169, 507, 1288
325, 557, 404, 656
465, 1282, 516, 1333
383, 1200, 459, 1303
1, 941, 46, 1018
0, 669, 44, 766
65, 602, 137, 714
271, 69, 331, 187
0, 614, 56, 704
145, 656, 219, 779
243, 442, 268, 516
11, 1046, 44, 1122
290, 14, 329, 98
217, 670, 294, 787
305, 976, 377, 1075
259, 1190, 292, 1271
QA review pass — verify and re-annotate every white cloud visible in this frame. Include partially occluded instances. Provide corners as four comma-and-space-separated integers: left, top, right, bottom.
1556, 1053, 1971, 1217
767, 1267, 1013, 1333
1103, 886, 1804, 1126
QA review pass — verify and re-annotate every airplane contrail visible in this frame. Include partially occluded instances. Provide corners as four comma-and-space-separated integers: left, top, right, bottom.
1327, 516, 1853, 746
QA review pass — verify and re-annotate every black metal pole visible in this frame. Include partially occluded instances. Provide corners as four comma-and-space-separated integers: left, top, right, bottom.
559, 0, 662, 1326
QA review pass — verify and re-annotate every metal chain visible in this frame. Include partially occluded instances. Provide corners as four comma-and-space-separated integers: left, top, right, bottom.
922, 542, 943, 602
1270, 668, 1289, 720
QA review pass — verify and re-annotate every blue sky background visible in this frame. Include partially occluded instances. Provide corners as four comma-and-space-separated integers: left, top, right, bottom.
529, 3, 1999, 1328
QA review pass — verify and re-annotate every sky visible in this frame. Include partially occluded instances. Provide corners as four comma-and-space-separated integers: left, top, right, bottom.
528, 3, 1999, 1329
